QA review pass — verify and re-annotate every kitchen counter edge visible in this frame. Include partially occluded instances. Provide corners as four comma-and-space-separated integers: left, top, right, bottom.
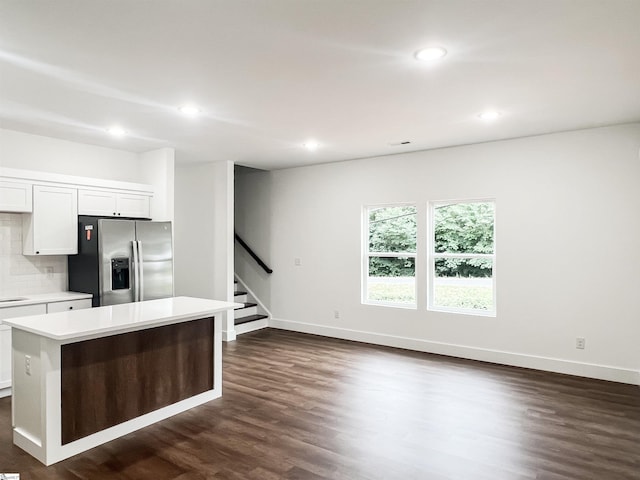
3, 296, 242, 341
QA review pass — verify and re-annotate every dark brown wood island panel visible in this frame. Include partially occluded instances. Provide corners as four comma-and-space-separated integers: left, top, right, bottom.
61, 317, 214, 444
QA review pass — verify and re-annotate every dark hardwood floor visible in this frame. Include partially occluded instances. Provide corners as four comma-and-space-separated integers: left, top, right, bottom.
1, 328, 639, 479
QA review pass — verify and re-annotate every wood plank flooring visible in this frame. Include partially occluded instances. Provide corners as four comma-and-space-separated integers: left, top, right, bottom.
1, 328, 639, 479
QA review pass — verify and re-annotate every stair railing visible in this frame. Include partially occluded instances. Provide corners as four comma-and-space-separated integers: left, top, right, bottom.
234, 232, 273, 274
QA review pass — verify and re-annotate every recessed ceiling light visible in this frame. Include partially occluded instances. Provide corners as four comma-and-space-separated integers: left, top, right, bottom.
303, 140, 319, 151
478, 110, 501, 121
106, 126, 126, 136
414, 47, 447, 61
178, 104, 201, 116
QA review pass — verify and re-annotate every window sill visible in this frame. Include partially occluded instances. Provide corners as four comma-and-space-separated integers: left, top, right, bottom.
428, 306, 496, 317
362, 301, 417, 310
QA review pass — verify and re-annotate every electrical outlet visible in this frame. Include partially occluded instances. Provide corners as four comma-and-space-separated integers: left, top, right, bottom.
25, 355, 31, 376
576, 337, 586, 350
294, 258, 301, 266
334, 310, 340, 319
44, 266, 54, 279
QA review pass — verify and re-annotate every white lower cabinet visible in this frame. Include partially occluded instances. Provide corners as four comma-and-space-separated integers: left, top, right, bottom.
46, 299, 92, 313
0, 304, 47, 393
0, 300, 91, 394
0, 326, 12, 390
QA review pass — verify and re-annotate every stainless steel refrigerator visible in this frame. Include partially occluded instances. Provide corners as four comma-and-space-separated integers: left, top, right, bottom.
68, 216, 174, 307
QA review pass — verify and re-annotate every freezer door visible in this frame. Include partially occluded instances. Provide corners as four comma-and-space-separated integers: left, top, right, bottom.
98, 219, 136, 306
135, 221, 173, 301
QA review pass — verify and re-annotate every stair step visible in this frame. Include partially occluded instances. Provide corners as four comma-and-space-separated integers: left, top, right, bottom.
234, 291, 248, 303
235, 302, 257, 310
234, 303, 258, 319
234, 314, 268, 326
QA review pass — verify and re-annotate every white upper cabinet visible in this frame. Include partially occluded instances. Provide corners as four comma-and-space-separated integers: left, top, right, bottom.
78, 189, 151, 218
23, 185, 78, 255
77, 189, 117, 216
0, 181, 33, 212
116, 193, 151, 218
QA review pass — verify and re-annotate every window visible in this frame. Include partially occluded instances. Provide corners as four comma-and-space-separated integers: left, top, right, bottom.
429, 200, 495, 315
363, 205, 417, 307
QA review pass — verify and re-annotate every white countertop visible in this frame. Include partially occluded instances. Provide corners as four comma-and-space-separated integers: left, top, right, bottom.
0, 291, 92, 309
4, 296, 242, 341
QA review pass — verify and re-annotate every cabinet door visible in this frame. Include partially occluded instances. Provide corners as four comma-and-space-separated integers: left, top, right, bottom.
117, 193, 151, 218
0, 326, 10, 390
0, 181, 33, 212
78, 189, 118, 216
0, 304, 47, 391
23, 185, 78, 255
0, 303, 47, 323
46, 299, 92, 313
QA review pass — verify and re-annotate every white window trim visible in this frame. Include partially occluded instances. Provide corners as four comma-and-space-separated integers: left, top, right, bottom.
362, 203, 417, 309
427, 199, 497, 317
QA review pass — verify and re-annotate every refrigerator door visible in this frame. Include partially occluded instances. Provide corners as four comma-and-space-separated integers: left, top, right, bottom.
98, 219, 136, 306
135, 221, 173, 301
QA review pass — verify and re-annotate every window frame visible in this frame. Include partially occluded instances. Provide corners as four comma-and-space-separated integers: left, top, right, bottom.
427, 199, 497, 317
362, 203, 418, 309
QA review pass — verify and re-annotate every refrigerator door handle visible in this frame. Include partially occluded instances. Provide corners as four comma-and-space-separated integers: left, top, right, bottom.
132, 240, 140, 302
137, 240, 144, 302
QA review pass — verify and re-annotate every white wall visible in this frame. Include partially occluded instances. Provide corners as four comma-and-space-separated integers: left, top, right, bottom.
174, 161, 235, 339
237, 123, 640, 384
0, 129, 140, 182
0, 213, 67, 296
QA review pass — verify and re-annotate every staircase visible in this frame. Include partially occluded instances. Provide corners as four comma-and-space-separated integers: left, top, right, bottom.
233, 278, 269, 335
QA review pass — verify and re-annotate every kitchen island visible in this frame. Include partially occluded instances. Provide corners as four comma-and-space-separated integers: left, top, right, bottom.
4, 296, 240, 466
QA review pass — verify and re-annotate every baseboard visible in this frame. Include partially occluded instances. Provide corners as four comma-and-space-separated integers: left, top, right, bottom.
222, 329, 237, 342
269, 318, 640, 385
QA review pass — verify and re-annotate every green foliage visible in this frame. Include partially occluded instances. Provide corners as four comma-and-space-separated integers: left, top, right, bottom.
368, 206, 416, 276
369, 256, 415, 277
369, 206, 417, 253
367, 203, 494, 278
434, 202, 494, 278
434, 202, 494, 254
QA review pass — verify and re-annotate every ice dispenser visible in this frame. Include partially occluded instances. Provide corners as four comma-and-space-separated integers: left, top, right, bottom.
111, 257, 130, 290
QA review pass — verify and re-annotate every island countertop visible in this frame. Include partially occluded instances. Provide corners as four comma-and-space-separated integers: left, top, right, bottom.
4, 296, 242, 341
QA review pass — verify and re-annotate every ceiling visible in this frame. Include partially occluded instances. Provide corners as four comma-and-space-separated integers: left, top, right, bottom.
1, 0, 639, 170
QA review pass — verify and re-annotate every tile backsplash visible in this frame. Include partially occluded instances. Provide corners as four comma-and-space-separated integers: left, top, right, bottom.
0, 213, 68, 297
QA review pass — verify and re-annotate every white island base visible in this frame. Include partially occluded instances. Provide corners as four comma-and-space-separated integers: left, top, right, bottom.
5, 296, 240, 466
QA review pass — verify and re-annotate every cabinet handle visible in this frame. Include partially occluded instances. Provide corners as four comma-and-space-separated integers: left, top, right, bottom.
118, 212, 121, 216
36, 251, 40, 254
113, 212, 116, 215
69, 306, 73, 310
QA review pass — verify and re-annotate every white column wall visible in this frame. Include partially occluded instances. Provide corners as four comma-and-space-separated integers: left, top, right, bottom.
138, 147, 175, 222
174, 161, 235, 340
